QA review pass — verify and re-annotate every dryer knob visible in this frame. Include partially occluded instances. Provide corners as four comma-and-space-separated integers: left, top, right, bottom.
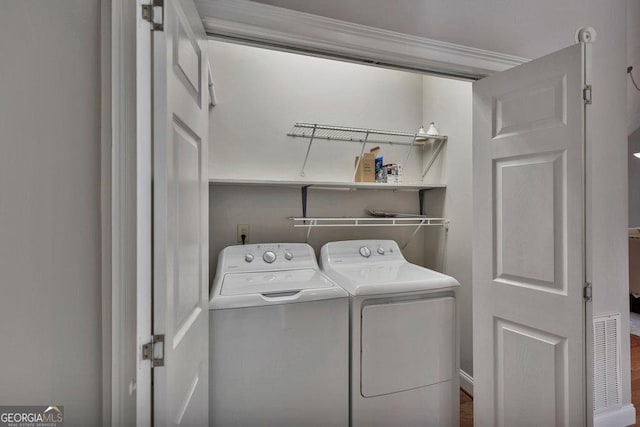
284, 251, 294, 261
244, 253, 254, 263
263, 251, 277, 263
359, 246, 371, 258
377, 247, 385, 255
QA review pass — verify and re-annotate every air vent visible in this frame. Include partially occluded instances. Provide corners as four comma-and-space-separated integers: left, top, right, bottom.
593, 314, 621, 412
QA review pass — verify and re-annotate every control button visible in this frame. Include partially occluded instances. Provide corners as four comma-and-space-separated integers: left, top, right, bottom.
377, 247, 385, 255
244, 254, 254, 263
284, 251, 294, 261
359, 246, 371, 258
263, 251, 277, 263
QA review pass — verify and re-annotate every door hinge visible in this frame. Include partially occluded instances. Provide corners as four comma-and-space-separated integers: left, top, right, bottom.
584, 282, 592, 301
141, 0, 164, 31
142, 334, 165, 367
583, 84, 592, 105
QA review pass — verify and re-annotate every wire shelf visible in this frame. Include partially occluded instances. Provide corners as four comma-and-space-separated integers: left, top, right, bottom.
289, 216, 449, 247
287, 123, 446, 145
287, 122, 447, 178
289, 216, 448, 227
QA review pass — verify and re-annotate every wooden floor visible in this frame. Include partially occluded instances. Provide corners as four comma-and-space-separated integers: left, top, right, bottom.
460, 389, 473, 427
632, 334, 640, 426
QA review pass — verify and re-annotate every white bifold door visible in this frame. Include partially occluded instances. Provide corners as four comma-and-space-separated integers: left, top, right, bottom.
152, 0, 209, 425
473, 43, 588, 426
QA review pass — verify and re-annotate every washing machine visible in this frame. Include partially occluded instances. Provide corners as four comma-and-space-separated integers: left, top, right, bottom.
209, 243, 349, 427
320, 240, 460, 427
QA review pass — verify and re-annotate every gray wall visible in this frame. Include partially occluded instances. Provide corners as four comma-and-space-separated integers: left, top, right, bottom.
0, 1, 102, 425
630, 128, 640, 228
628, 0, 640, 133
253, 0, 631, 404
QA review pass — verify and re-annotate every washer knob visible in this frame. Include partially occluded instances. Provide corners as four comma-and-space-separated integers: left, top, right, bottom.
377, 247, 385, 255
263, 251, 277, 263
244, 253, 254, 263
359, 246, 371, 258
284, 251, 294, 261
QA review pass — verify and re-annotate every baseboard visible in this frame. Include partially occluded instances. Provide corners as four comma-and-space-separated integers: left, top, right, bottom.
594, 404, 636, 427
460, 369, 473, 397
456, 369, 634, 426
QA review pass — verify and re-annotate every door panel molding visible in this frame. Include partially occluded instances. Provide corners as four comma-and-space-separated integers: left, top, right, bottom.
493, 150, 567, 294
494, 317, 568, 427
492, 74, 567, 139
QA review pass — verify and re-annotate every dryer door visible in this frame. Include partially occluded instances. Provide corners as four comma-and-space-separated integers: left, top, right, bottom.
361, 296, 455, 397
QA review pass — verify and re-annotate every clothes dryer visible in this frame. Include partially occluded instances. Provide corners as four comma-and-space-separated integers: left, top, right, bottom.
320, 240, 460, 427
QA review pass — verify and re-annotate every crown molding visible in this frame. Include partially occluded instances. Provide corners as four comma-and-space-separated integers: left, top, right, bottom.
195, 0, 529, 79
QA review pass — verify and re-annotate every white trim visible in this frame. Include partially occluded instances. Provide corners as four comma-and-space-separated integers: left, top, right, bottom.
594, 404, 636, 427
110, 0, 127, 424
135, 1, 153, 426
100, 1, 113, 426
460, 369, 473, 397
108, 0, 151, 426
194, 0, 529, 79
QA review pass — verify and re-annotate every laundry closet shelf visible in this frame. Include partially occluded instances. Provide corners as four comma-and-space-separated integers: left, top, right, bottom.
209, 178, 446, 191
287, 122, 448, 179
289, 216, 449, 247
287, 123, 447, 146
289, 217, 449, 227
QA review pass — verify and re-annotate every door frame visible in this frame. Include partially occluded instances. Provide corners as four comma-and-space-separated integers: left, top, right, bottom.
102, 0, 598, 425
194, 0, 528, 79
102, 0, 153, 426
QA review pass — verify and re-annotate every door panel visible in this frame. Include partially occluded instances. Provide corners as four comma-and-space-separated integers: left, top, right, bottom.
153, 0, 209, 425
495, 318, 567, 427
494, 150, 565, 292
492, 74, 566, 138
473, 44, 586, 426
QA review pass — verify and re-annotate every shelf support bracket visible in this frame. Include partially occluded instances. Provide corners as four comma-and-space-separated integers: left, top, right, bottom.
305, 219, 315, 242
419, 189, 426, 216
420, 137, 447, 181
400, 134, 419, 173
299, 125, 317, 177
301, 185, 310, 219
401, 219, 427, 249
352, 131, 370, 182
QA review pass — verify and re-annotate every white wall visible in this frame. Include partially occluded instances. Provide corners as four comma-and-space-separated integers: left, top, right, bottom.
0, 1, 102, 426
207, 40, 457, 276
208, 40, 427, 182
630, 128, 640, 228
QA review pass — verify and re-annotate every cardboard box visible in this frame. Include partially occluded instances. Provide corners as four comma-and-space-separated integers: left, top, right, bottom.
354, 147, 380, 182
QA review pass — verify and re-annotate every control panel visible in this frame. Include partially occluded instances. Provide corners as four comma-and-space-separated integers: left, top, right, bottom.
322, 240, 405, 265
217, 243, 318, 273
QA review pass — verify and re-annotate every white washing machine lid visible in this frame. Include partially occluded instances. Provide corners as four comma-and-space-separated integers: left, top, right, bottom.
320, 240, 459, 296
221, 268, 331, 296
322, 261, 459, 296
211, 268, 347, 309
